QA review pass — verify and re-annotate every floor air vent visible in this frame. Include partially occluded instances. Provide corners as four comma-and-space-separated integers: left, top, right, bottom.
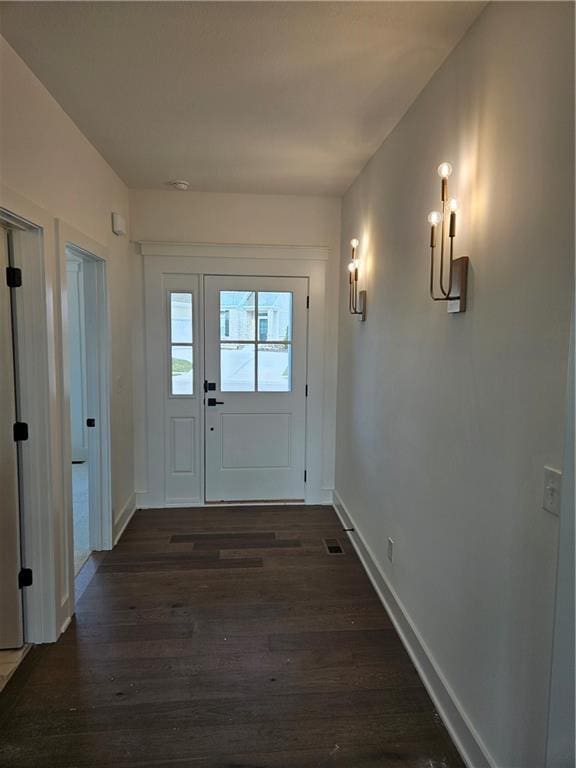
323, 538, 344, 555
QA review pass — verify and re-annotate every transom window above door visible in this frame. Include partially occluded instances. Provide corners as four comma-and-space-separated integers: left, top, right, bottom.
219, 290, 292, 392
169, 292, 194, 396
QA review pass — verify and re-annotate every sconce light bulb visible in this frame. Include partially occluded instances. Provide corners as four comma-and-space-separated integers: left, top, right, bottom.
449, 198, 459, 212
427, 211, 442, 226
350, 238, 359, 249
437, 162, 453, 179
348, 261, 356, 272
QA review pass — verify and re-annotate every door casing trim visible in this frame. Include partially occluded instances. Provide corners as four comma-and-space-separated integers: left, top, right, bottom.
57, 220, 112, 618
138, 246, 332, 507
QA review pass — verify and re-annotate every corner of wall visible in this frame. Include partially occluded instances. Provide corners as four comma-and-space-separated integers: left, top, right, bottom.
332, 490, 495, 768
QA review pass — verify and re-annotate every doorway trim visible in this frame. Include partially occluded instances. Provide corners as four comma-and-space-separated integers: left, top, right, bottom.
57, 221, 112, 611
138, 242, 330, 508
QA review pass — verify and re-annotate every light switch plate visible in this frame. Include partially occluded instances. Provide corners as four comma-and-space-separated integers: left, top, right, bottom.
543, 466, 562, 517
387, 537, 394, 562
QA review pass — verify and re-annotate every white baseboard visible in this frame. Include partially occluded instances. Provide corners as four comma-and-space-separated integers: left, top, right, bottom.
113, 493, 136, 544
333, 490, 495, 768
59, 615, 72, 636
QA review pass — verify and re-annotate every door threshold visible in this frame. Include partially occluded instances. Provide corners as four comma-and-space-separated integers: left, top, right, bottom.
205, 499, 305, 506
0, 644, 31, 693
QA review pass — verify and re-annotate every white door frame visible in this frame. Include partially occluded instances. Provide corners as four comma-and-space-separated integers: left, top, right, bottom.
0, 203, 58, 643
57, 221, 112, 610
139, 243, 330, 507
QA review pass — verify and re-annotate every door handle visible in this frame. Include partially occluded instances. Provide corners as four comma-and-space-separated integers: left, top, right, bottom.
86, 418, 96, 428
207, 398, 224, 407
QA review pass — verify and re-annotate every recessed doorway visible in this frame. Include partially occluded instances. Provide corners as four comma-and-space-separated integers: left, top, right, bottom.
64, 243, 111, 576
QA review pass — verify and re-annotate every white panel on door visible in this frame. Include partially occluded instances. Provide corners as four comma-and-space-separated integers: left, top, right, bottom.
171, 417, 196, 474
204, 275, 307, 502
221, 413, 291, 468
144, 269, 201, 506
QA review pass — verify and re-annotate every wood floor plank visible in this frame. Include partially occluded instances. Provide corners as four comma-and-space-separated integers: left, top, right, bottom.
0, 505, 464, 767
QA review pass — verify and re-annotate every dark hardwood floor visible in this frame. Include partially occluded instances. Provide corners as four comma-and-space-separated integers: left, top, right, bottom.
0, 505, 464, 767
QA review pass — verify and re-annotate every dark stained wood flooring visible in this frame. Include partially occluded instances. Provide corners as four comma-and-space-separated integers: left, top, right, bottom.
0, 505, 464, 767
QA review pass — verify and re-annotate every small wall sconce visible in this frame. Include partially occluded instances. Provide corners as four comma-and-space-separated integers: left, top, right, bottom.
348, 238, 367, 321
427, 162, 469, 313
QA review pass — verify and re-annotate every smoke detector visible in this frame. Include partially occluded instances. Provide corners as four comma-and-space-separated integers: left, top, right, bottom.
167, 179, 190, 191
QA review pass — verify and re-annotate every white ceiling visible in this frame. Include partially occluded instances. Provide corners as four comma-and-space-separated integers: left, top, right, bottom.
0, 2, 485, 195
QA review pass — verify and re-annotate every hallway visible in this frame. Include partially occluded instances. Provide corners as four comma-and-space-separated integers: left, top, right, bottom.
0, 506, 463, 767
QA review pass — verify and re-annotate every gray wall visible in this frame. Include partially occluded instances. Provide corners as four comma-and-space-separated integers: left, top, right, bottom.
335, 3, 574, 767
546, 314, 574, 768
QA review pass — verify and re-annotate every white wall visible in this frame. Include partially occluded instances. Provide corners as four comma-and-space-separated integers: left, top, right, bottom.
546, 313, 574, 768
0, 36, 136, 629
335, 4, 573, 767
131, 189, 341, 499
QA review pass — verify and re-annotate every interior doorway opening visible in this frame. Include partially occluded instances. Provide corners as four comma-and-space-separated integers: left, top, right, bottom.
66, 253, 90, 573
64, 244, 112, 578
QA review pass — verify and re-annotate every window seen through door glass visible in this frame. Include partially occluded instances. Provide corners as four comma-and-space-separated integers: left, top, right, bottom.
220, 291, 255, 341
170, 292, 193, 395
219, 290, 292, 392
257, 292, 292, 341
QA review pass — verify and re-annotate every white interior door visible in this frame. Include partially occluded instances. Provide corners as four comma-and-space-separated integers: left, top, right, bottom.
204, 275, 308, 502
0, 228, 23, 648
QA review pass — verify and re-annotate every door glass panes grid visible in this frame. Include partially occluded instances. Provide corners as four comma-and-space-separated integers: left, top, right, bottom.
170, 292, 194, 395
220, 291, 292, 392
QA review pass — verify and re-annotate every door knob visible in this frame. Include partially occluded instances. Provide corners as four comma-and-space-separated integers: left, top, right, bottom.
207, 398, 224, 407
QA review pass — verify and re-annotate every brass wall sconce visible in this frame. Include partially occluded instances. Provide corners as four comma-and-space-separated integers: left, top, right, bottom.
427, 162, 469, 313
348, 238, 367, 321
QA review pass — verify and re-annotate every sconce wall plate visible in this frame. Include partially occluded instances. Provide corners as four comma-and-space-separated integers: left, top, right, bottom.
447, 257, 468, 313
356, 290, 367, 321
427, 162, 469, 314
348, 238, 367, 322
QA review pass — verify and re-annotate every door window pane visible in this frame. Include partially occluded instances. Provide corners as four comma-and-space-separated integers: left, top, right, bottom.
218, 290, 293, 392
257, 292, 292, 341
171, 293, 193, 343
171, 346, 193, 395
220, 291, 255, 341
170, 292, 194, 395
221, 343, 255, 391
258, 343, 291, 392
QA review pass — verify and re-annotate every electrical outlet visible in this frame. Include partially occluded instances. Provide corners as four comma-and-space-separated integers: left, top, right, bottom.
543, 466, 562, 517
387, 537, 394, 563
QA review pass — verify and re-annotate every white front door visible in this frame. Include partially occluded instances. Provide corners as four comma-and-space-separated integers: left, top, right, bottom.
204, 275, 308, 502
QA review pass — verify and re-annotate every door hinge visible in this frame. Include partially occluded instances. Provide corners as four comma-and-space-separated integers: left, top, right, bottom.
6, 266, 22, 288
304, 470, 307, 482
305, 385, 308, 397
18, 568, 33, 589
13, 422, 29, 442
306, 296, 310, 309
